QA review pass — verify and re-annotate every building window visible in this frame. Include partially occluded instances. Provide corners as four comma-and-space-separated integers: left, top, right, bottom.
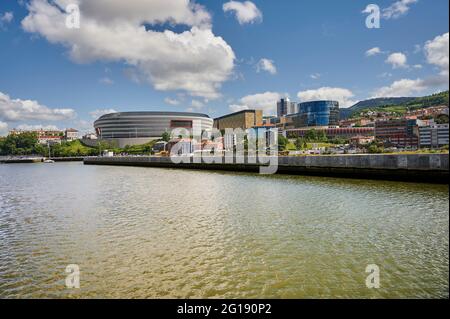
170, 120, 193, 128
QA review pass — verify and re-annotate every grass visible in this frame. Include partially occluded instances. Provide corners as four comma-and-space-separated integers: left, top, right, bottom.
287, 141, 340, 151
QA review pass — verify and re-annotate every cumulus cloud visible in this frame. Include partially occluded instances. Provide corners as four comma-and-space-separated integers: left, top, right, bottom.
386, 52, 408, 69
373, 32, 449, 98
424, 32, 449, 75
0, 91, 76, 122
373, 78, 426, 97
0, 11, 14, 29
89, 109, 117, 119
229, 104, 249, 113
229, 92, 281, 115
372, 75, 448, 97
0, 121, 8, 135
383, 0, 418, 19
190, 99, 205, 110
22, 0, 236, 99
15, 124, 60, 131
366, 47, 382, 57
164, 98, 180, 106
297, 87, 357, 108
223, 1, 262, 25
256, 58, 277, 75
99, 77, 114, 85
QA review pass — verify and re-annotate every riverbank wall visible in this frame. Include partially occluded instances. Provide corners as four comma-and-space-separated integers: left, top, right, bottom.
84, 154, 449, 184
1, 157, 84, 163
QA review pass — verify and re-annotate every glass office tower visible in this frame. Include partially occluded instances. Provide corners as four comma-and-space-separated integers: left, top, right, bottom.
296, 101, 340, 127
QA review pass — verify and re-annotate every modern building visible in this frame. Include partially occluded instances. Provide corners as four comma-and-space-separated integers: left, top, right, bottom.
263, 116, 279, 126
286, 127, 374, 139
214, 110, 263, 131
94, 111, 214, 147
296, 101, 340, 128
277, 98, 297, 118
418, 123, 449, 148
375, 119, 419, 148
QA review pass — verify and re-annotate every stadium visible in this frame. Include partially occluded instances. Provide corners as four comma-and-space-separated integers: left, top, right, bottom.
93, 111, 214, 147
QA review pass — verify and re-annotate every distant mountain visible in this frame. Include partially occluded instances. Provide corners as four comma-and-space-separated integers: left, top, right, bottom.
340, 91, 449, 119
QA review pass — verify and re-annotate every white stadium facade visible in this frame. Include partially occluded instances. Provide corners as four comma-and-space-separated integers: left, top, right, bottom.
93, 111, 214, 147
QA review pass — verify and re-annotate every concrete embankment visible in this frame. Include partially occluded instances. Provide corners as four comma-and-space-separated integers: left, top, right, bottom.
1, 157, 84, 163
0, 158, 43, 164
84, 154, 449, 184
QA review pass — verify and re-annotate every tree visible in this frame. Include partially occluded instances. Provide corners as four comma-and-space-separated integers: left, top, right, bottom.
303, 129, 328, 143
0, 132, 41, 155
367, 142, 384, 154
161, 131, 170, 142
278, 135, 289, 151
435, 114, 449, 124
295, 137, 307, 150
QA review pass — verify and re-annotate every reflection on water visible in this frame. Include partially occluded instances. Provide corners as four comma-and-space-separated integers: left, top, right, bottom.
0, 162, 448, 298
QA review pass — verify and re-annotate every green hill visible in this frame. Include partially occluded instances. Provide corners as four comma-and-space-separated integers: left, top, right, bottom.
340, 91, 449, 119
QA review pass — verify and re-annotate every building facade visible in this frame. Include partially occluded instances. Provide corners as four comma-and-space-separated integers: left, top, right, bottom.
9, 128, 64, 145
375, 119, 419, 148
214, 110, 263, 131
94, 111, 214, 147
419, 124, 449, 148
277, 98, 297, 118
296, 101, 340, 128
286, 127, 374, 139
65, 128, 79, 141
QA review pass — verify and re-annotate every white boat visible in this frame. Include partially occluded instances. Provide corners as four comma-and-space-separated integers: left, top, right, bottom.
43, 159, 55, 163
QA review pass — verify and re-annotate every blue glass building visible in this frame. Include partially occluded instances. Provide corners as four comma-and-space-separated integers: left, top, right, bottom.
296, 101, 340, 127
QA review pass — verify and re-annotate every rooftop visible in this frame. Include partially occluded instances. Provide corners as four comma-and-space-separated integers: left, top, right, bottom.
214, 109, 260, 121
97, 111, 211, 121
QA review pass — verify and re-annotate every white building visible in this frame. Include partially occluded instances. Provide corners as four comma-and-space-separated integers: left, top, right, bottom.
419, 123, 449, 148
65, 128, 79, 141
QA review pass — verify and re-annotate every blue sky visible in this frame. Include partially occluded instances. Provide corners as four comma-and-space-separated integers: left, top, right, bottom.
0, 0, 448, 134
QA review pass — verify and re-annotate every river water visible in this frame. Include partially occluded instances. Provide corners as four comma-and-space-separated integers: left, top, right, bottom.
0, 162, 448, 299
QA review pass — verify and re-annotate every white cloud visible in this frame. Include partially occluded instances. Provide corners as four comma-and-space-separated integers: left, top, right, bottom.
99, 77, 114, 85
256, 58, 277, 75
22, 0, 236, 99
373, 32, 449, 98
413, 44, 422, 54
379, 72, 393, 78
15, 124, 60, 131
297, 87, 357, 108
310, 73, 321, 80
190, 100, 204, 110
372, 75, 448, 97
386, 52, 408, 69
0, 91, 76, 122
164, 98, 180, 106
229, 104, 249, 113
74, 119, 94, 133
229, 92, 281, 115
373, 78, 426, 97
89, 109, 117, 119
383, 0, 418, 19
0, 11, 14, 28
413, 64, 423, 69
424, 32, 449, 75
0, 121, 8, 136
223, 1, 262, 25
366, 47, 382, 57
